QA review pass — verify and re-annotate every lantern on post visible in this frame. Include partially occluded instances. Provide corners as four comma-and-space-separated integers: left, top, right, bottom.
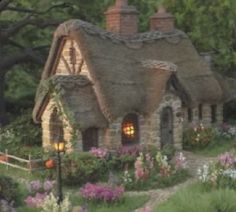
53, 140, 65, 205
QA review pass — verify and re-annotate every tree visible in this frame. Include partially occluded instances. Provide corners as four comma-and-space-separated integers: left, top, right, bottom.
164, 0, 236, 75
0, 0, 74, 125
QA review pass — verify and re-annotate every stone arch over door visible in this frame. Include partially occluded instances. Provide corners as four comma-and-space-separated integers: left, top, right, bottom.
82, 127, 98, 151
160, 107, 173, 148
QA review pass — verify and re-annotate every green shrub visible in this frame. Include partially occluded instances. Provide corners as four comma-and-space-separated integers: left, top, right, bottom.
62, 152, 107, 186
183, 124, 214, 149
0, 175, 21, 205
0, 110, 42, 156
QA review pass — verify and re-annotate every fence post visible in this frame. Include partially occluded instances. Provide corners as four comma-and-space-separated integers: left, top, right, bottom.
5, 149, 8, 170
28, 154, 32, 173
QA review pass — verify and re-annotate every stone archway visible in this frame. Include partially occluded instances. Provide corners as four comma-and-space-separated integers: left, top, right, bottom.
160, 107, 173, 148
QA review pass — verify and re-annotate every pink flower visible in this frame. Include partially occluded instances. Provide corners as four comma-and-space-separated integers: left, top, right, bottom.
24, 192, 47, 208
80, 183, 124, 202
219, 152, 236, 169
89, 147, 108, 159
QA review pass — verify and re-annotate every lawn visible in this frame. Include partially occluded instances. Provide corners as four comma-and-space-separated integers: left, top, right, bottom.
154, 182, 236, 212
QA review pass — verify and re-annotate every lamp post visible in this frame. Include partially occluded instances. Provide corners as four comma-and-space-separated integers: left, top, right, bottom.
53, 140, 65, 205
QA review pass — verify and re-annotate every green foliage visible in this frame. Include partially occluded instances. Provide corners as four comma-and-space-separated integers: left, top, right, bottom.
0, 110, 43, 158
62, 152, 108, 186
156, 183, 236, 212
0, 175, 21, 205
164, 0, 236, 75
183, 125, 214, 149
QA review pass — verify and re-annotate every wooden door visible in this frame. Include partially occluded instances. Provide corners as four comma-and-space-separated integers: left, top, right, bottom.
160, 107, 173, 148
82, 128, 98, 151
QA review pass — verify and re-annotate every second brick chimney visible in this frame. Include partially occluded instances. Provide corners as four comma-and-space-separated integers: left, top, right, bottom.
150, 6, 174, 32
104, 0, 139, 37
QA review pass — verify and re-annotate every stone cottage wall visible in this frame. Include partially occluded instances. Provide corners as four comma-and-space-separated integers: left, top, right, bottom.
153, 92, 183, 150
41, 99, 75, 152
99, 91, 183, 150
183, 103, 224, 128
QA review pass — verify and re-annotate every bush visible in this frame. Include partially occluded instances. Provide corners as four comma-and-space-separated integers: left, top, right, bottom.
0, 175, 21, 205
183, 124, 214, 149
62, 152, 107, 186
0, 110, 42, 157
80, 183, 124, 203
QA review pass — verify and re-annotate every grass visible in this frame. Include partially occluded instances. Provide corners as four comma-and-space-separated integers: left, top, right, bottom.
70, 194, 149, 212
189, 137, 236, 157
154, 182, 236, 212
17, 194, 149, 212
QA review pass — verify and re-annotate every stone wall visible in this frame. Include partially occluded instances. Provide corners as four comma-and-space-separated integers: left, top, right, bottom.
41, 99, 75, 152
98, 91, 183, 150
183, 103, 224, 128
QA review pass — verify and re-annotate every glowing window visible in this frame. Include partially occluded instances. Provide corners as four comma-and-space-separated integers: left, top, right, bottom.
121, 113, 139, 145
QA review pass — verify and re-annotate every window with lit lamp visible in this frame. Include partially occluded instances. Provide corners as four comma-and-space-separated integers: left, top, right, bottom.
121, 113, 139, 145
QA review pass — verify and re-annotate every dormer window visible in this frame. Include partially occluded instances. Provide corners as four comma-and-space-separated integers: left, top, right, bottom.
121, 113, 139, 145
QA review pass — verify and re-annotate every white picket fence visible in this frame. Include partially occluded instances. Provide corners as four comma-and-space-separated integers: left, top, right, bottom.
0, 149, 44, 172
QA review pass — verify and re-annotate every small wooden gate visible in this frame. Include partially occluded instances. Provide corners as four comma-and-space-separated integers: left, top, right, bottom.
160, 107, 173, 148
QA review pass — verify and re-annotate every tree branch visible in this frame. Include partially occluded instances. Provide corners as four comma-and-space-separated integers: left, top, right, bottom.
0, 0, 11, 12
0, 47, 48, 74
0, 17, 61, 42
5, 2, 72, 14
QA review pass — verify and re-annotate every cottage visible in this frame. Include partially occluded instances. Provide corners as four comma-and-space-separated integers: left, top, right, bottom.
33, 0, 228, 151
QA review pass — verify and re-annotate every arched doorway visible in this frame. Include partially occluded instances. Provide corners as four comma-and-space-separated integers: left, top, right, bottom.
82, 127, 98, 151
160, 107, 173, 148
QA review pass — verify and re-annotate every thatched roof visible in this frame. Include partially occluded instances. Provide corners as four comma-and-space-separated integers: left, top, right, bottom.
34, 75, 108, 129
33, 19, 226, 124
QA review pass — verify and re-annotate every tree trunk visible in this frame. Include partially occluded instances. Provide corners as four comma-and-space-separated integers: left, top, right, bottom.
0, 74, 8, 126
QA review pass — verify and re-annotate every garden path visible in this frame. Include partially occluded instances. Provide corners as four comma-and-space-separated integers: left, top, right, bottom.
133, 151, 217, 211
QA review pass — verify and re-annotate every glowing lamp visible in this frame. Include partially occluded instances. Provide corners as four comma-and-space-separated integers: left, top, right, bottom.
122, 122, 135, 138
54, 141, 65, 153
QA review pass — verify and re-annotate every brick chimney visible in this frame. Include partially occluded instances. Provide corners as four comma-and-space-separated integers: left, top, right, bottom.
104, 0, 139, 37
150, 6, 174, 32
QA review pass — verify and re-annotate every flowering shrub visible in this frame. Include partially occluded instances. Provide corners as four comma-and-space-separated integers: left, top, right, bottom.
183, 123, 213, 149
24, 180, 55, 208
156, 152, 171, 177
122, 170, 133, 189
27, 180, 55, 195
214, 123, 236, 139
0, 199, 16, 212
41, 193, 71, 212
80, 183, 124, 203
134, 153, 154, 181
62, 152, 106, 186
174, 152, 188, 170
89, 147, 108, 159
218, 152, 236, 169
198, 152, 236, 188
24, 193, 47, 208
117, 145, 142, 156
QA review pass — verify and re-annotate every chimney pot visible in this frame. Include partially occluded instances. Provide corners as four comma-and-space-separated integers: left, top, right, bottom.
150, 6, 174, 32
105, 0, 139, 37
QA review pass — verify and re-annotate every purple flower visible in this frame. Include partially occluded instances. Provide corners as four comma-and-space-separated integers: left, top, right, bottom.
89, 147, 108, 159
43, 180, 55, 192
27, 180, 42, 193
80, 183, 124, 202
218, 152, 236, 169
117, 145, 142, 156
